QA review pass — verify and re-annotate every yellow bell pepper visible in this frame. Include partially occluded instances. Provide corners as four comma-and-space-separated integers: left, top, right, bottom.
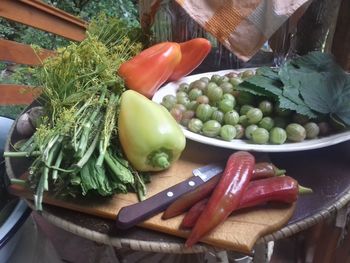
118, 90, 186, 172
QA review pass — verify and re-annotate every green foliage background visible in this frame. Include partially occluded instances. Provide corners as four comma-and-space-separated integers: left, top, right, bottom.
0, 0, 139, 118
0, 0, 139, 49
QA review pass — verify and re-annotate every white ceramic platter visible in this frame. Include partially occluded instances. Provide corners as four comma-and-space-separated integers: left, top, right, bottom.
152, 69, 350, 152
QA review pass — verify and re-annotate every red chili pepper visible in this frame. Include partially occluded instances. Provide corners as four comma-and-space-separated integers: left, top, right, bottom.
180, 198, 208, 229
180, 176, 299, 229
252, 162, 286, 179
118, 42, 182, 98
162, 175, 220, 220
162, 162, 285, 219
168, 38, 211, 81
185, 151, 255, 247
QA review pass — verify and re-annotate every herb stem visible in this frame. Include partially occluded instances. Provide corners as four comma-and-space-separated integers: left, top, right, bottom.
19, 136, 35, 152
35, 139, 61, 210
76, 91, 106, 157
10, 178, 26, 186
75, 128, 101, 168
3, 151, 41, 157
96, 93, 118, 167
52, 149, 64, 180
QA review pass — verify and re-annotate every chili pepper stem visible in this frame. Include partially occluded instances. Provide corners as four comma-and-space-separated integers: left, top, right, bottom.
271, 164, 286, 176
298, 185, 313, 194
275, 168, 286, 176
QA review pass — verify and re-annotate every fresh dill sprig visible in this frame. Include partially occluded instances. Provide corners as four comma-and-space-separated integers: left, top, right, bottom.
6, 14, 148, 209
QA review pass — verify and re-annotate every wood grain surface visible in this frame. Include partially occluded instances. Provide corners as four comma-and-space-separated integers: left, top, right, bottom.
8, 141, 295, 253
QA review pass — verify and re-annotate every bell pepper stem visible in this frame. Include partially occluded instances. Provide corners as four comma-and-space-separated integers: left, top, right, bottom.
150, 152, 170, 169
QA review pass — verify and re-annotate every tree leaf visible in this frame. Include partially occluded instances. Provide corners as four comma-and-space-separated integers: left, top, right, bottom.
290, 51, 344, 76
295, 70, 346, 114
332, 76, 350, 126
277, 96, 317, 118
236, 82, 273, 97
278, 52, 349, 123
256, 67, 280, 81
279, 63, 310, 106
243, 75, 283, 96
234, 52, 349, 126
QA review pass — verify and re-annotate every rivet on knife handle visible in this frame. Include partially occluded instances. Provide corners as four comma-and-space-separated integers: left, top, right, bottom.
116, 176, 204, 229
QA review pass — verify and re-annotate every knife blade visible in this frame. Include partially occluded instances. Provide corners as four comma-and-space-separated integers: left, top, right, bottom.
115, 163, 224, 229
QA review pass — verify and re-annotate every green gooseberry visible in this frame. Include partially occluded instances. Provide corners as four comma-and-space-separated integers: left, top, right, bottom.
218, 99, 234, 113
258, 100, 273, 116
251, 128, 269, 144
220, 125, 236, 141
269, 127, 287, 144
286, 123, 306, 142
259, 117, 274, 131
245, 124, 258, 140
234, 124, 245, 139
304, 122, 320, 139
202, 120, 221, 137
211, 110, 225, 124
246, 108, 263, 124
196, 104, 213, 122
188, 118, 203, 133
188, 88, 203, 101
161, 94, 177, 110
224, 110, 239, 125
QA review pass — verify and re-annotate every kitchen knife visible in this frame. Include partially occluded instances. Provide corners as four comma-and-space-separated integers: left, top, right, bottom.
116, 163, 224, 229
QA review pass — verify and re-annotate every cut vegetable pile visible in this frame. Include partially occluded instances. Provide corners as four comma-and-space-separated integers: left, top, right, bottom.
3, 13, 348, 248
4, 15, 213, 211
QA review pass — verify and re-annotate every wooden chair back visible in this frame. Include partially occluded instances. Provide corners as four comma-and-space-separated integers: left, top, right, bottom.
0, 0, 87, 105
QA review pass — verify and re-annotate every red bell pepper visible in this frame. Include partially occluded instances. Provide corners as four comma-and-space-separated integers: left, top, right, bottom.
185, 151, 255, 247
168, 38, 211, 81
118, 42, 181, 98
162, 162, 285, 219
180, 176, 299, 229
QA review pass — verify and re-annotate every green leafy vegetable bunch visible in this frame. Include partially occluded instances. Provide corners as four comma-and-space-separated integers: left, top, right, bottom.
6, 14, 149, 210
237, 52, 350, 127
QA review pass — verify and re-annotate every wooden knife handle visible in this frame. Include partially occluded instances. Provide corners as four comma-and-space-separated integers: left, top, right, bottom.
116, 176, 204, 229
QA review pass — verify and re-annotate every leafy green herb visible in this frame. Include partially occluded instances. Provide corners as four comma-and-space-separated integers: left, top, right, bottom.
4, 15, 149, 210
105, 150, 134, 185
237, 51, 350, 126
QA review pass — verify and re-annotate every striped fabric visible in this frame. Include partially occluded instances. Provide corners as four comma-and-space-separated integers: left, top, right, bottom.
176, 0, 311, 61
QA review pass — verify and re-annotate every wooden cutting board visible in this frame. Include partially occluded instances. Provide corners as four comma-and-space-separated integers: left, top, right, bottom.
8, 141, 295, 254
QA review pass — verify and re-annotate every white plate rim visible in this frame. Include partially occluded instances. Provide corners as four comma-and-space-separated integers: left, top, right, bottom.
152, 69, 350, 152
